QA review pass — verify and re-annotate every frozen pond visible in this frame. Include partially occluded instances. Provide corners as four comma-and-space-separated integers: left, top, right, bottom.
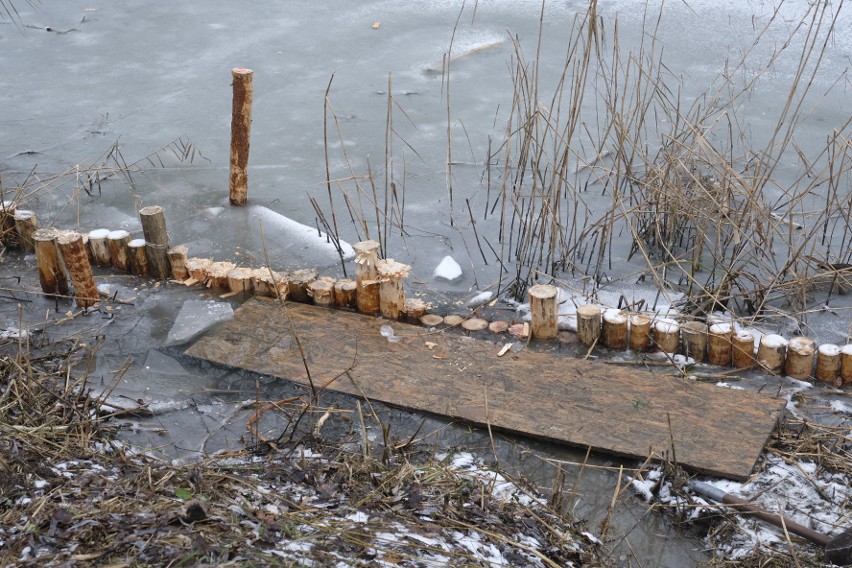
3, 1, 852, 566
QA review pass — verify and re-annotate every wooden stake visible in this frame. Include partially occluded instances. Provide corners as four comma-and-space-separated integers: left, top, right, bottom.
756, 334, 787, 374
378, 259, 411, 320
601, 309, 628, 349
353, 240, 381, 315
206, 261, 237, 288
107, 230, 132, 272
529, 284, 558, 339
127, 239, 149, 276
333, 279, 357, 308
840, 344, 852, 386
731, 330, 755, 369
815, 344, 840, 384
681, 321, 708, 362
86, 229, 111, 266
139, 205, 170, 279
784, 336, 815, 380
654, 320, 680, 353
33, 228, 69, 295
227, 267, 255, 294
707, 323, 733, 366
628, 314, 651, 351
167, 245, 189, 281
13, 210, 37, 252
229, 67, 253, 206
288, 268, 318, 303
576, 304, 601, 347
308, 277, 335, 307
56, 231, 99, 307
1, 200, 17, 249
185, 258, 214, 284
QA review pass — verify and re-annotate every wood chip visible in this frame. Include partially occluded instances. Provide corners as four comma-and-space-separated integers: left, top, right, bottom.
461, 318, 489, 331
420, 314, 444, 327
444, 315, 464, 326
497, 343, 512, 357
488, 320, 509, 333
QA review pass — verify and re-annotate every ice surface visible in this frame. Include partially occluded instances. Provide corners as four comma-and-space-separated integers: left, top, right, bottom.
165, 299, 234, 346
143, 349, 190, 376
433, 255, 462, 281
465, 291, 493, 306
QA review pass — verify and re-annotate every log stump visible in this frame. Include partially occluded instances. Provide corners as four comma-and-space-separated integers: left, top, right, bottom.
576, 305, 601, 347
14, 210, 37, 252
756, 334, 787, 374
107, 230, 131, 272
602, 309, 628, 349
87, 229, 111, 266
681, 321, 708, 362
708, 323, 733, 367
815, 344, 841, 384
139, 205, 170, 279
628, 314, 651, 351
653, 320, 680, 354
56, 231, 99, 308
529, 284, 558, 339
33, 228, 69, 295
784, 337, 815, 380
731, 330, 755, 369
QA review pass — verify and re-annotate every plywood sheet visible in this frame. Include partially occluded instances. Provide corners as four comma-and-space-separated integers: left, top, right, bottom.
186, 298, 785, 480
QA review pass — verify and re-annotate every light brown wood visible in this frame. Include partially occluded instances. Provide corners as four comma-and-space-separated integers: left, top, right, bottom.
461, 317, 489, 332
529, 284, 558, 339
756, 334, 787, 374
420, 314, 444, 327
33, 228, 69, 296
308, 277, 335, 307
107, 230, 131, 272
167, 245, 189, 281
56, 231, 99, 308
489, 320, 510, 333
185, 258, 214, 283
784, 336, 815, 380
127, 239, 149, 276
576, 304, 601, 347
139, 205, 170, 279
186, 298, 786, 480
731, 330, 755, 369
0, 200, 17, 249
681, 321, 708, 362
353, 240, 381, 315
654, 320, 680, 353
377, 259, 411, 320
227, 267, 255, 294
252, 269, 287, 298
402, 298, 429, 322
204, 261, 236, 288
229, 68, 253, 206
602, 309, 628, 349
708, 323, 733, 366
444, 314, 465, 327
13, 210, 37, 252
815, 344, 840, 384
87, 229, 111, 266
333, 279, 357, 308
628, 314, 651, 351
840, 344, 852, 386
288, 268, 318, 303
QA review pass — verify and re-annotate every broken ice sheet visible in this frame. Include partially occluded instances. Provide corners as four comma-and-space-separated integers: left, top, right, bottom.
433, 255, 463, 281
165, 299, 234, 346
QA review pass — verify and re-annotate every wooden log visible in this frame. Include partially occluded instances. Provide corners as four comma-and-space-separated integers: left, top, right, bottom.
33, 228, 69, 295
601, 308, 628, 349
840, 344, 852, 386
1, 200, 17, 249
13, 210, 37, 252
229, 67, 253, 206
107, 230, 132, 272
681, 321, 708, 362
402, 298, 429, 323
56, 231, 99, 308
308, 277, 335, 307
227, 267, 255, 294
462, 318, 489, 332
206, 261, 237, 288
139, 205, 170, 279
815, 344, 841, 384
288, 268, 318, 303
127, 239, 149, 276
444, 315, 465, 326
377, 259, 411, 320
353, 240, 381, 315
333, 279, 357, 308
86, 229, 111, 266
628, 314, 651, 351
489, 321, 509, 333
420, 314, 444, 327
784, 336, 815, 380
707, 323, 733, 366
252, 268, 288, 298
731, 330, 755, 369
167, 245, 189, 281
528, 284, 558, 339
576, 304, 601, 347
756, 334, 787, 374
654, 320, 680, 353
185, 258, 214, 284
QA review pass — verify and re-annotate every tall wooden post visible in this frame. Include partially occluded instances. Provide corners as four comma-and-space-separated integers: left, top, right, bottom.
529, 284, 558, 339
229, 67, 254, 206
33, 228, 69, 295
56, 231, 99, 308
139, 205, 170, 279
378, 259, 411, 320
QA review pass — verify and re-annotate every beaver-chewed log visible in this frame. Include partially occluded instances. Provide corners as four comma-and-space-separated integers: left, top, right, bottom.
87, 229, 111, 266
841, 344, 852, 386
33, 228, 69, 296
333, 279, 357, 308
784, 336, 815, 380
128, 239, 149, 276
815, 343, 840, 384
681, 321, 707, 362
229, 68, 253, 206
14, 210, 37, 252
756, 334, 786, 374
253, 269, 288, 298
377, 259, 411, 320
227, 267, 255, 294
56, 231, 99, 308
353, 240, 381, 315
289, 268, 318, 303
653, 320, 680, 354
167, 245, 189, 281
308, 277, 335, 307
139, 205, 170, 279
731, 330, 755, 369
107, 230, 131, 272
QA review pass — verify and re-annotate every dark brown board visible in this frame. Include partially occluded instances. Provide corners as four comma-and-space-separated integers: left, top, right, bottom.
186, 297, 785, 480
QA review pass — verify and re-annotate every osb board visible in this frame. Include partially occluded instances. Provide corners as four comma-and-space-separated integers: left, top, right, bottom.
186, 297, 785, 480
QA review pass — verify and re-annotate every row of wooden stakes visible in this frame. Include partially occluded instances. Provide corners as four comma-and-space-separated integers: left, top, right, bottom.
526, 283, 850, 387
